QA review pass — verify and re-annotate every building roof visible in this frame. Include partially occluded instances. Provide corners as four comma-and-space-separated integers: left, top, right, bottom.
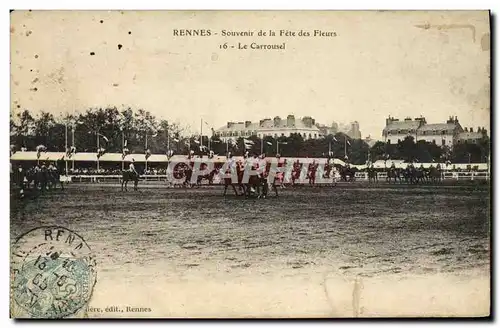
417, 123, 457, 132
383, 121, 421, 132
216, 122, 260, 132
216, 118, 320, 132
10, 151, 66, 161
70, 152, 98, 161
458, 132, 483, 140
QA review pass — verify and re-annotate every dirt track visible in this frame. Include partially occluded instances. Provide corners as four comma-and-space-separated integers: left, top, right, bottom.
10, 183, 491, 317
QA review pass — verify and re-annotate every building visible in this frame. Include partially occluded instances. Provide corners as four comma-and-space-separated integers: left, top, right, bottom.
347, 121, 361, 139
457, 127, 488, 145
363, 136, 378, 148
316, 121, 362, 139
382, 116, 426, 144
382, 115, 487, 148
330, 122, 339, 134
214, 115, 321, 142
315, 123, 336, 137
416, 116, 463, 147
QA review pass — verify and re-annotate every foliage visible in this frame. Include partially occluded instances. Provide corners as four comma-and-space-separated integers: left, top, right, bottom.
10, 109, 490, 164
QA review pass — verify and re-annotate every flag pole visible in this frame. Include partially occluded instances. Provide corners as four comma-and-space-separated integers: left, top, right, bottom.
97, 132, 100, 171
344, 137, 347, 158
167, 125, 170, 152
65, 118, 68, 175
261, 138, 263, 154
71, 125, 75, 170
121, 130, 124, 170
200, 118, 203, 149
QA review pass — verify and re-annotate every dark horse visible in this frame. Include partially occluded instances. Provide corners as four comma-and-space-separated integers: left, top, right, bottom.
195, 164, 219, 187
48, 169, 64, 190
121, 170, 139, 191
367, 167, 378, 183
386, 167, 401, 184
338, 165, 357, 182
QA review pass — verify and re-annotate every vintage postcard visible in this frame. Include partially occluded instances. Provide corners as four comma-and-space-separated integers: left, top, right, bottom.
9, 10, 490, 318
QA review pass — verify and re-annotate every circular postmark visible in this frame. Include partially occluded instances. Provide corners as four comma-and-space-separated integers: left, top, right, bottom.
11, 226, 97, 318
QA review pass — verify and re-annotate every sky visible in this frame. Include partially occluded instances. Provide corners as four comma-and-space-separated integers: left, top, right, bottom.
10, 10, 490, 140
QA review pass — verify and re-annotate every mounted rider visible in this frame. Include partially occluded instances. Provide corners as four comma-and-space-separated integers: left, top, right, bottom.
129, 158, 138, 177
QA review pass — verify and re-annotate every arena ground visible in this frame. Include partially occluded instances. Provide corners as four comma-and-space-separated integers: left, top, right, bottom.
10, 183, 491, 317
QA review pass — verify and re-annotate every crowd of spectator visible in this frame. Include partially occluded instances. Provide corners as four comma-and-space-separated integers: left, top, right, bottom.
66, 167, 169, 176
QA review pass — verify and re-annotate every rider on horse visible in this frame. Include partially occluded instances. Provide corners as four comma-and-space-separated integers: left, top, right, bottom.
129, 159, 138, 176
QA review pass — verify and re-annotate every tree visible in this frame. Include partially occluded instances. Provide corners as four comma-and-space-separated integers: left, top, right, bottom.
349, 139, 369, 164
370, 141, 386, 161
397, 136, 417, 162
286, 133, 304, 157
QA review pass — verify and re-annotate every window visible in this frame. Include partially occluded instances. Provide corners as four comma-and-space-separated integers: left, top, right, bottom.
432, 140, 436, 144
281, 133, 285, 137
303, 133, 306, 138
314, 134, 317, 138
274, 133, 278, 138
441, 139, 445, 146
309, 133, 312, 139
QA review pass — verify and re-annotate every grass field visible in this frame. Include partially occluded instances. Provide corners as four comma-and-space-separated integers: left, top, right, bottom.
10, 183, 491, 317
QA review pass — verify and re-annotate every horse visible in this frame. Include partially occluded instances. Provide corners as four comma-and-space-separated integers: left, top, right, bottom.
367, 167, 378, 183
244, 164, 263, 198
259, 166, 280, 198
223, 162, 246, 196
121, 170, 139, 191
339, 165, 356, 182
386, 167, 400, 184
195, 164, 219, 187
48, 168, 64, 190
428, 166, 442, 184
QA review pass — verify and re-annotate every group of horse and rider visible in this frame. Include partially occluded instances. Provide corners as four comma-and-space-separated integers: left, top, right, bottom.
10, 154, 447, 200
10, 161, 64, 198
366, 161, 444, 184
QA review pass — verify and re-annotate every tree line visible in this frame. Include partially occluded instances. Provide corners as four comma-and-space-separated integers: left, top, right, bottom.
10, 108, 490, 165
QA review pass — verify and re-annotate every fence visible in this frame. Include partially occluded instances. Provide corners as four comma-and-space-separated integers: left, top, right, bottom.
353, 171, 489, 181
62, 171, 490, 184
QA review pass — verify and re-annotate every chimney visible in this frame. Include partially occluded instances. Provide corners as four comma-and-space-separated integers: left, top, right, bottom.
245, 120, 252, 128
227, 121, 234, 128
273, 116, 281, 127
287, 115, 295, 127
302, 116, 313, 128
259, 119, 265, 127
464, 127, 468, 132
